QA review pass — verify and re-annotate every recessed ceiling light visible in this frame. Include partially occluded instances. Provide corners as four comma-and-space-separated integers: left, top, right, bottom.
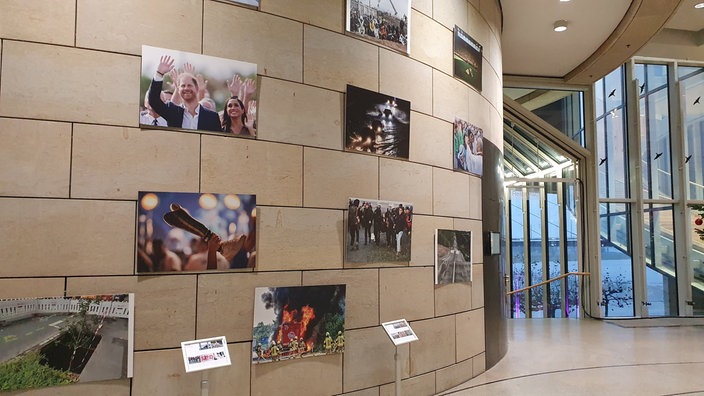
560, 0, 571, 2
554, 20, 568, 32
695, 2, 704, 9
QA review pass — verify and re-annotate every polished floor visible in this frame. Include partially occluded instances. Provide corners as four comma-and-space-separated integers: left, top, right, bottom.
439, 318, 704, 396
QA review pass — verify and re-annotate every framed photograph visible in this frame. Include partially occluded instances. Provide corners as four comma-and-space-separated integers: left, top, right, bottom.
252, 285, 346, 364
453, 117, 484, 176
0, 294, 134, 392
345, 84, 411, 159
453, 25, 482, 91
346, 0, 410, 54
136, 191, 256, 273
346, 197, 413, 263
435, 229, 472, 284
181, 336, 231, 373
381, 319, 418, 346
140, 45, 258, 137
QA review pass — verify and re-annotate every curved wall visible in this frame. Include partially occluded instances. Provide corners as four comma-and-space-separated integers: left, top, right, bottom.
0, 0, 503, 394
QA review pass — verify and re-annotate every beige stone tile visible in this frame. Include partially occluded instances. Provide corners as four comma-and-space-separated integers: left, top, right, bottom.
433, 0, 468, 31
304, 25, 378, 92
0, 278, 65, 299
76, 0, 202, 55
0, 198, 135, 277
343, 327, 409, 392
409, 112, 453, 169
468, 176, 482, 219
379, 49, 433, 114
201, 136, 303, 206
66, 276, 197, 350
433, 168, 470, 218
379, 371, 436, 396
480, 0, 502, 38
435, 282, 472, 317
262, 0, 344, 32
435, 357, 474, 393
410, 10, 452, 75
473, 351, 486, 375
432, 70, 470, 123
132, 349, 199, 396
485, 34, 503, 80
257, 77, 343, 150
1, 379, 130, 396
204, 2, 303, 82
0, 42, 139, 126
209, 342, 252, 396
0, 0, 75, 45
379, 267, 434, 322
456, 308, 485, 361
303, 148, 379, 209
453, 218, 483, 264
257, 206, 343, 271
482, 60, 503, 112
303, 269, 379, 329
409, 315, 455, 375
410, 215, 453, 267
0, 118, 71, 197
379, 158, 432, 215
71, 124, 200, 199
196, 271, 301, 342
251, 353, 343, 395
472, 264, 484, 309
467, 96, 492, 138
343, 387, 380, 396
412, 0, 433, 16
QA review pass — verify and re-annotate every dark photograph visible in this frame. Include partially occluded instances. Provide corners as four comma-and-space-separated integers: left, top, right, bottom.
435, 229, 472, 284
345, 84, 411, 159
453, 25, 482, 91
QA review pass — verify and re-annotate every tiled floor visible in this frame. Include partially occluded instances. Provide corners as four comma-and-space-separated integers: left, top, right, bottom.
439, 318, 704, 396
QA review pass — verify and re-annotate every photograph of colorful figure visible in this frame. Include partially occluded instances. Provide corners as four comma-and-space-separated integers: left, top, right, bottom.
453, 117, 484, 177
136, 191, 256, 273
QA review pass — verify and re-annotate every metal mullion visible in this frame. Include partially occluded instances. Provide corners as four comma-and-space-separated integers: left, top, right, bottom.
523, 187, 532, 318
540, 185, 549, 317
558, 181, 568, 317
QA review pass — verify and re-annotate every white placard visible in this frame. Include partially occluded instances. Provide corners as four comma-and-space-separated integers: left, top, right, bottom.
381, 319, 418, 346
181, 336, 231, 373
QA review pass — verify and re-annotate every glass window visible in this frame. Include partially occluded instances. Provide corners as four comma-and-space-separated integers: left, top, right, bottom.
643, 204, 677, 316
596, 67, 630, 200
681, 67, 704, 200
600, 203, 634, 317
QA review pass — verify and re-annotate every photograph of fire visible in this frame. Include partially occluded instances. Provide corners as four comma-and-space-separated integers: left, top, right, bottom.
252, 285, 346, 364
0, 294, 133, 392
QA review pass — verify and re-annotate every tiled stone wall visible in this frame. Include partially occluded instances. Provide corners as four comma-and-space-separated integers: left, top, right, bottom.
0, 0, 502, 395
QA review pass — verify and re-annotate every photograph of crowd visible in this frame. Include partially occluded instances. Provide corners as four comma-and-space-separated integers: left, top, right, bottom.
453, 25, 483, 91
453, 117, 484, 176
0, 294, 133, 392
345, 84, 411, 159
346, 0, 410, 53
435, 229, 472, 284
136, 191, 256, 273
346, 197, 413, 263
140, 45, 258, 137
252, 285, 346, 364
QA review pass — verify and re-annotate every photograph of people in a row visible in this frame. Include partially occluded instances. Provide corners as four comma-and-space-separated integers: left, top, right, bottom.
346, 197, 413, 263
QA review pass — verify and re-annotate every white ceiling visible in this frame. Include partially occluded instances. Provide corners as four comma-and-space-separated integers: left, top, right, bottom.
500, 0, 704, 83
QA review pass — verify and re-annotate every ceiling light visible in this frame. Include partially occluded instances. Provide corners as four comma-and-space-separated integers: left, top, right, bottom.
553, 20, 568, 32
559, 0, 570, 2
695, 2, 704, 8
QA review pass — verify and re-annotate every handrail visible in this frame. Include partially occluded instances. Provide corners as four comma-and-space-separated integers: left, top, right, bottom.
507, 272, 590, 296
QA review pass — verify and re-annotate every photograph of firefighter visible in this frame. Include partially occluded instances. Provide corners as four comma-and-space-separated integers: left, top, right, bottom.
346, 197, 413, 263
252, 285, 346, 364
435, 229, 472, 284
345, 84, 410, 159
346, 0, 410, 53
453, 117, 484, 176
136, 191, 256, 273
453, 25, 482, 92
